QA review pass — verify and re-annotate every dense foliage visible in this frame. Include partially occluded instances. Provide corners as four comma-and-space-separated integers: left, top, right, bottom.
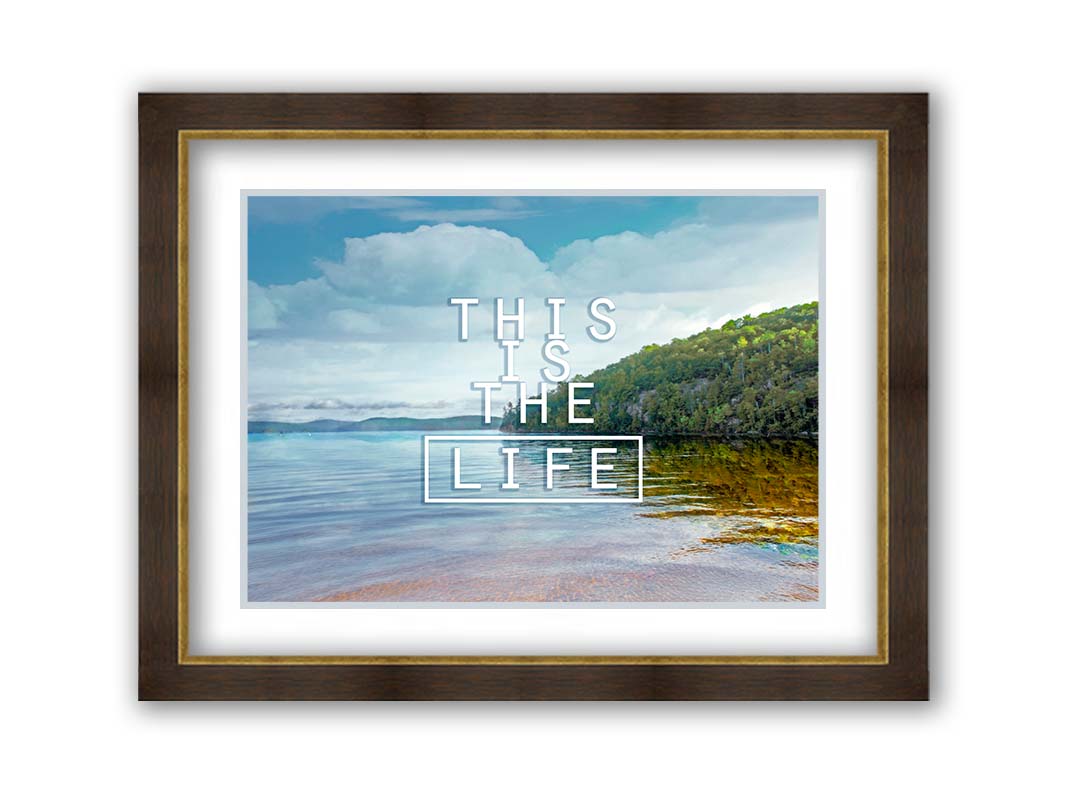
501, 302, 818, 437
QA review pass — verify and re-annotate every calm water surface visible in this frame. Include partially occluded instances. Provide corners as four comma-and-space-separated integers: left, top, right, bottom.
247, 431, 818, 603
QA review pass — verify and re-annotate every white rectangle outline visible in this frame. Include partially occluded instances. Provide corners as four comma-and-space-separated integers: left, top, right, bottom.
422, 435, 644, 503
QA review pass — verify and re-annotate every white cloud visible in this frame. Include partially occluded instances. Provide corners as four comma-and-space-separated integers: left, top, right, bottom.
385, 208, 538, 223
248, 196, 426, 223
248, 282, 280, 330
490, 197, 527, 210
709, 302, 774, 331
551, 218, 818, 295
249, 196, 541, 226
326, 309, 383, 335
249, 218, 819, 418
316, 223, 559, 305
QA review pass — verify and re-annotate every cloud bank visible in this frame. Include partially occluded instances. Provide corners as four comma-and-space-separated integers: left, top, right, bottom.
248, 214, 819, 421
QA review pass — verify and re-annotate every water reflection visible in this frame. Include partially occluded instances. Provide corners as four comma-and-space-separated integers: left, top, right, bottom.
247, 432, 819, 603
641, 437, 818, 552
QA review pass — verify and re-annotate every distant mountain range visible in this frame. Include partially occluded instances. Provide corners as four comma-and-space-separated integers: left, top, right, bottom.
248, 415, 501, 434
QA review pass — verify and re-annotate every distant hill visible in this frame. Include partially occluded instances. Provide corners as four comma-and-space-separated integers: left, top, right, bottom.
501, 302, 818, 438
249, 415, 501, 434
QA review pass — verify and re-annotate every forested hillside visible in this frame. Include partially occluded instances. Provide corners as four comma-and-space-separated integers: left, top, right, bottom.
501, 302, 818, 437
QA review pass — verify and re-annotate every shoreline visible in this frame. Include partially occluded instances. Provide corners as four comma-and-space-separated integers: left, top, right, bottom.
250, 427, 817, 440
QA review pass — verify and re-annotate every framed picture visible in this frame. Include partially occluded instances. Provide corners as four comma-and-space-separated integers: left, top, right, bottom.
139, 93, 927, 700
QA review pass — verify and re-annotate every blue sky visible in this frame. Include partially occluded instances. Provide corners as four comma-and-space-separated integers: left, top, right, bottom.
248, 195, 818, 287
247, 195, 820, 421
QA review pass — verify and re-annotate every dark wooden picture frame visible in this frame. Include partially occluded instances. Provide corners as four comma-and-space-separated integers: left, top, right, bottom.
139, 93, 927, 700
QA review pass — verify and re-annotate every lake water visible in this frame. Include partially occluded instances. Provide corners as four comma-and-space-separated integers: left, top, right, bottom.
247, 431, 819, 603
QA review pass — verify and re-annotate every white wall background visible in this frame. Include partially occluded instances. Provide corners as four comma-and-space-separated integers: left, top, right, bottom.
2, 2, 1063, 797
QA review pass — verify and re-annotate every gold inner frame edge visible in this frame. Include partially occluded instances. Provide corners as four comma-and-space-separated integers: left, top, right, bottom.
176, 129, 889, 666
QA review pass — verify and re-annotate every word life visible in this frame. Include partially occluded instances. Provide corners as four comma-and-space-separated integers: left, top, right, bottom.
449, 444, 620, 492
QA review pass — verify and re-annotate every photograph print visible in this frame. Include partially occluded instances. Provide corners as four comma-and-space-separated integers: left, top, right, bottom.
246, 193, 822, 604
